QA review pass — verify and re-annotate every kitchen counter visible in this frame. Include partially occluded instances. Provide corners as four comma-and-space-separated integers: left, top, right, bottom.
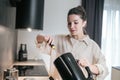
112, 66, 120, 70
13, 59, 45, 66
12, 59, 49, 80
18, 76, 49, 80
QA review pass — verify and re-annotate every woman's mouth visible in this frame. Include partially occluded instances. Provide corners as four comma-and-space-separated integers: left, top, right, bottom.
70, 30, 76, 33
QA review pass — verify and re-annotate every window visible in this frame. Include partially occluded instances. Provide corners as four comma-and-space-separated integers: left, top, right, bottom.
102, 0, 120, 80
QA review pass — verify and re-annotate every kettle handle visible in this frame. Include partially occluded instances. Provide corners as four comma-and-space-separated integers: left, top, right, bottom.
85, 66, 94, 80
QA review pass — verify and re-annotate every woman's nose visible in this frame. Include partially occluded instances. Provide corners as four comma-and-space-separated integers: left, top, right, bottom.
70, 23, 74, 28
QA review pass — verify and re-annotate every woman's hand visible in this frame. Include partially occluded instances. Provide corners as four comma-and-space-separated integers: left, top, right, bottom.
36, 35, 54, 44
77, 58, 99, 75
77, 58, 90, 67
36, 35, 44, 43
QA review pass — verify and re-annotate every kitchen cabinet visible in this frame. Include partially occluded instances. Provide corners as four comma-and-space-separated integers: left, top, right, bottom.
111, 66, 120, 80
12, 59, 49, 80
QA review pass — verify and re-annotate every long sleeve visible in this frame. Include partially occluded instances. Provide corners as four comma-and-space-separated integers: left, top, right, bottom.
92, 41, 109, 80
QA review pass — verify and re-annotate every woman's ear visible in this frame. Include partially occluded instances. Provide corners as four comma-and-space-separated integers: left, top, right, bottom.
82, 20, 87, 28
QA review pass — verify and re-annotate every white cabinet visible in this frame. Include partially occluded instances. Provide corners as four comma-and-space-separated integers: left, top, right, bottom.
111, 66, 120, 80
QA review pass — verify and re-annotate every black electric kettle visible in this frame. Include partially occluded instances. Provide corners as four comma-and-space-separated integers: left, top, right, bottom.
54, 52, 94, 80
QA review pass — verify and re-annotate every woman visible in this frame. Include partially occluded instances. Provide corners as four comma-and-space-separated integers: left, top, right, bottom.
36, 6, 108, 80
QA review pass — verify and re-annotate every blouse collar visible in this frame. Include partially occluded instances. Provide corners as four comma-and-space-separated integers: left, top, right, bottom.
66, 34, 90, 46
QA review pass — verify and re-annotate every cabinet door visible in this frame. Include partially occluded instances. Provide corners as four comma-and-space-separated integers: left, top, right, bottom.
111, 67, 120, 80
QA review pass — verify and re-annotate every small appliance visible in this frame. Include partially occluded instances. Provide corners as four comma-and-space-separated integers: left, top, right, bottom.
54, 52, 94, 80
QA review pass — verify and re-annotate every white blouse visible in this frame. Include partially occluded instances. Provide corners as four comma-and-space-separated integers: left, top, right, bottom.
37, 34, 109, 80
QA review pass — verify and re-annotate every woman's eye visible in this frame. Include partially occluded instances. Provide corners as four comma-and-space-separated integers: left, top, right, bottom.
68, 23, 71, 25
74, 22, 78, 24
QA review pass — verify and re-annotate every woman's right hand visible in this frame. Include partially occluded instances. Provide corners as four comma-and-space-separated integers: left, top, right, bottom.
36, 35, 54, 44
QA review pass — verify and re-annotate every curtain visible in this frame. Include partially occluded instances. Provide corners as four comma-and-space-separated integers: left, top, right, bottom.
82, 0, 104, 47
102, 0, 120, 80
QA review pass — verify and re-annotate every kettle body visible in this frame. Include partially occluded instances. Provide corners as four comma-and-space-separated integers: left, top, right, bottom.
54, 52, 93, 80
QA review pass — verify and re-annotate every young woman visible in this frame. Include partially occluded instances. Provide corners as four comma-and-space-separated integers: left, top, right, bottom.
36, 6, 108, 80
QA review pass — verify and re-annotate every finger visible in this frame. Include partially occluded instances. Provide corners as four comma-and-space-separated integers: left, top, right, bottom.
46, 36, 53, 44
44, 35, 50, 43
76, 59, 79, 63
77, 59, 82, 66
78, 59, 85, 67
36, 35, 44, 43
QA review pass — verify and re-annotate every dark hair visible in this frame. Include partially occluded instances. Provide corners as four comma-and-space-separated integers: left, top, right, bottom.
67, 6, 87, 34
67, 6, 87, 21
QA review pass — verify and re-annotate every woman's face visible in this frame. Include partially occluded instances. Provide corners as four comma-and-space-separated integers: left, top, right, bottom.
67, 14, 86, 37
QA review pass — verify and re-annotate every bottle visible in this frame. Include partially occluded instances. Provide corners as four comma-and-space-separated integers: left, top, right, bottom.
18, 44, 24, 61
18, 44, 27, 61
23, 44, 27, 61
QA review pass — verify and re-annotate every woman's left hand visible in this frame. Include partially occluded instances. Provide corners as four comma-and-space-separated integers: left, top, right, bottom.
77, 58, 90, 67
77, 58, 99, 75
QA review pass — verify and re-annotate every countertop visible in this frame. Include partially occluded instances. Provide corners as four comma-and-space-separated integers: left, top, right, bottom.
18, 76, 49, 80
112, 66, 120, 70
13, 59, 45, 66
12, 59, 49, 80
